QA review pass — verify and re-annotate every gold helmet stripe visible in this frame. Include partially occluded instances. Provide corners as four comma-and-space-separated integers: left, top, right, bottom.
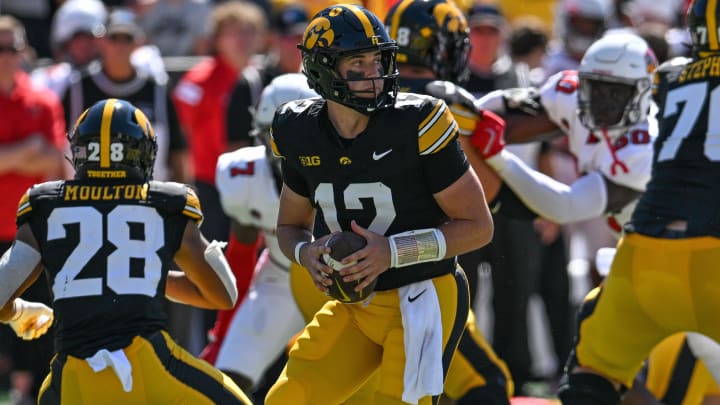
389, 0, 414, 41
346, 5, 375, 39
708, 0, 719, 51
100, 98, 118, 168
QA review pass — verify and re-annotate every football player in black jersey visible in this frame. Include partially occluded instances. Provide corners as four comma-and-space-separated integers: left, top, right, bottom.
265, 5, 494, 405
384, 1, 514, 403
558, 1, 720, 404
0, 99, 252, 404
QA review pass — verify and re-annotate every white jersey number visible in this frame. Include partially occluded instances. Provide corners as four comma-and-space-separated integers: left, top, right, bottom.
658, 82, 720, 162
315, 182, 396, 235
48, 206, 164, 300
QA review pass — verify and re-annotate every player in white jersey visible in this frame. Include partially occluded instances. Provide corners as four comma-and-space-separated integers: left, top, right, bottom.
439, 31, 720, 404
213, 73, 319, 393
473, 33, 654, 235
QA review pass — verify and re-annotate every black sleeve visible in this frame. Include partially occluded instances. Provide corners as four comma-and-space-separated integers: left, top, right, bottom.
420, 136, 470, 194
226, 79, 254, 144
490, 183, 538, 221
166, 93, 186, 151
280, 158, 310, 198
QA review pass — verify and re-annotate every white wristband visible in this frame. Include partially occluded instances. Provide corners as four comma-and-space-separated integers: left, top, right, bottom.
388, 228, 447, 268
294, 241, 308, 264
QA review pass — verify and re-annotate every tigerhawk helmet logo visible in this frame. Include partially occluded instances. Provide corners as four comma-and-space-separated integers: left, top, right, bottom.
433, 2, 467, 33
303, 17, 334, 49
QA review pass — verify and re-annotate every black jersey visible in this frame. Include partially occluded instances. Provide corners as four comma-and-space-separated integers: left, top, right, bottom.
63, 62, 185, 181
16, 180, 203, 357
272, 93, 469, 291
631, 56, 720, 237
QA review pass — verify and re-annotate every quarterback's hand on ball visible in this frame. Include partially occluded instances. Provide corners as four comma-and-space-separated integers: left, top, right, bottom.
297, 234, 334, 293
470, 110, 506, 159
6, 299, 53, 340
334, 221, 390, 292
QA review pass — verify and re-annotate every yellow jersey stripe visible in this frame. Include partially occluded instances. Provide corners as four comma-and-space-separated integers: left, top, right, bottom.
269, 130, 283, 158
182, 206, 203, 221
346, 5, 375, 38
100, 99, 117, 168
389, 0, 414, 41
17, 198, 32, 217
709, 0, 719, 51
17, 205, 32, 217
449, 106, 476, 136
418, 101, 443, 132
421, 121, 458, 155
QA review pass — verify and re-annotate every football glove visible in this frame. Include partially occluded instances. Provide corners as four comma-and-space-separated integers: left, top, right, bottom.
469, 110, 507, 159
425, 80, 479, 135
501, 87, 545, 116
5, 298, 53, 340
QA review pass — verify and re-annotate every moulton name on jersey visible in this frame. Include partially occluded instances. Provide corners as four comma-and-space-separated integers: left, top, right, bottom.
64, 184, 148, 201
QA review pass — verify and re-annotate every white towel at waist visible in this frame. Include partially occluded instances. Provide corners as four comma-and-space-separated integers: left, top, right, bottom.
399, 279, 444, 404
86, 348, 133, 392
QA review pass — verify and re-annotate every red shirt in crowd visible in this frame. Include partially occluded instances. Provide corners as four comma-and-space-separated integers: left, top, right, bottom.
172, 56, 239, 184
0, 71, 66, 241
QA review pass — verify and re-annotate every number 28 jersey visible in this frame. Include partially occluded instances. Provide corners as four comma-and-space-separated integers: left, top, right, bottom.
271, 94, 469, 291
632, 57, 720, 237
16, 180, 203, 357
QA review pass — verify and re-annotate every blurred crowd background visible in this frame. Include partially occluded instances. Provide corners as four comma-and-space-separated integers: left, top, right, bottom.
0, 0, 693, 403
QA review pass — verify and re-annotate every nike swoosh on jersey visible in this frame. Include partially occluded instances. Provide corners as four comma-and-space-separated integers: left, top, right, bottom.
372, 149, 392, 160
408, 289, 427, 302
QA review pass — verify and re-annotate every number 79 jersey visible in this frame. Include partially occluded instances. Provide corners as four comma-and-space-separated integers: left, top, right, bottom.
15, 179, 203, 357
632, 57, 720, 237
272, 94, 469, 291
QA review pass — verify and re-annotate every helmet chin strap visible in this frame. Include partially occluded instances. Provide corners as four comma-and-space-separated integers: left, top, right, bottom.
600, 127, 628, 176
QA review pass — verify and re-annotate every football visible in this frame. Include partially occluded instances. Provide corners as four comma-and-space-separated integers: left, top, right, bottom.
321, 231, 377, 303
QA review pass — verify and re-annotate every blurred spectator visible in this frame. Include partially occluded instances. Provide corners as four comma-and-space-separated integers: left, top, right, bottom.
136, 0, 212, 56
617, 0, 684, 28
254, 3, 307, 83
0, 0, 54, 58
173, 0, 267, 242
465, 3, 529, 94
508, 16, 549, 86
32, 0, 107, 97
544, 0, 610, 77
497, 0, 558, 29
0, 15, 66, 404
62, 8, 189, 184
172, 0, 268, 354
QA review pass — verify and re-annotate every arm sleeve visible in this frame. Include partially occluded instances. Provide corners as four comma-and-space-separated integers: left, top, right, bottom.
421, 137, 469, 194
280, 158, 310, 197
486, 149, 608, 224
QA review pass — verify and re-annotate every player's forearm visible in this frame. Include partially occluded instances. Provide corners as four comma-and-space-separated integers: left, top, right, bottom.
165, 271, 222, 309
277, 224, 313, 264
487, 150, 607, 224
